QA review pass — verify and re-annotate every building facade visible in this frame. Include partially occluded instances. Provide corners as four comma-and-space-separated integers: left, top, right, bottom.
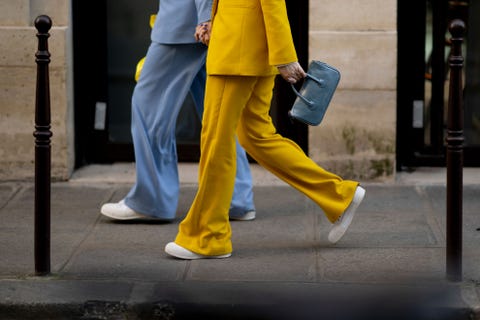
1, 0, 477, 182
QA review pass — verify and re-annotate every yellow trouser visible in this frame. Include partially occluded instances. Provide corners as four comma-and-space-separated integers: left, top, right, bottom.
175, 75, 359, 256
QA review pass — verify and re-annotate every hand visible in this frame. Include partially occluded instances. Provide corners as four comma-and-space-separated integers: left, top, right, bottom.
195, 21, 211, 45
277, 62, 306, 84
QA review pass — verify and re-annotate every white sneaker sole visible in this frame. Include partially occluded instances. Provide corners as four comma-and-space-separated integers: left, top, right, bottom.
230, 210, 256, 221
165, 242, 231, 260
100, 210, 145, 220
328, 186, 366, 244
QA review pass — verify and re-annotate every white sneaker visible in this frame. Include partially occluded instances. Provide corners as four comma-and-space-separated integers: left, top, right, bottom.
165, 242, 231, 260
230, 210, 256, 221
328, 186, 366, 244
100, 200, 146, 220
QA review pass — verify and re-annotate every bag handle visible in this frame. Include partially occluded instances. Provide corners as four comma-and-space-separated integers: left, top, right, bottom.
290, 73, 325, 107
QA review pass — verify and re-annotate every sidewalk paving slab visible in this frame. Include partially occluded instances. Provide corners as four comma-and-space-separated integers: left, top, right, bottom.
0, 165, 480, 319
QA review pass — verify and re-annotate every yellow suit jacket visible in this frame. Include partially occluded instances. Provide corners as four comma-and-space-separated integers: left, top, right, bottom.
207, 0, 298, 76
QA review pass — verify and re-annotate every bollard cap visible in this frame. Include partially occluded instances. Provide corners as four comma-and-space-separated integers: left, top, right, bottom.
35, 15, 52, 33
449, 19, 466, 37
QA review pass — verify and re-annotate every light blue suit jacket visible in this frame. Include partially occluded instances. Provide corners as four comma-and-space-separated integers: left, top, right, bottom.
151, 0, 213, 44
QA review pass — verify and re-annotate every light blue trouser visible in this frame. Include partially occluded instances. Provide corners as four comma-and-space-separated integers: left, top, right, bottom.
125, 42, 255, 219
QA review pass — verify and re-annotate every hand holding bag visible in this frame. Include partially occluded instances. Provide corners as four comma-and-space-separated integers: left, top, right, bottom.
288, 60, 341, 126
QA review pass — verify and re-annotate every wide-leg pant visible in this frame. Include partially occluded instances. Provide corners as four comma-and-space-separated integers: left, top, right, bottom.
125, 42, 255, 219
175, 75, 359, 255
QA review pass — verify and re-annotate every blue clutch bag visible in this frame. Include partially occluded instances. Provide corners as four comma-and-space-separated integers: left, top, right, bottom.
288, 60, 341, 126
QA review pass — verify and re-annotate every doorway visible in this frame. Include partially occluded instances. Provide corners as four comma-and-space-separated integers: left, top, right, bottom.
72, 0, 309, 167
397, 0, 480, 169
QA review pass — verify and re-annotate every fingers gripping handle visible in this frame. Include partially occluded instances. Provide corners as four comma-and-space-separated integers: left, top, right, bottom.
290, 74, 325, 108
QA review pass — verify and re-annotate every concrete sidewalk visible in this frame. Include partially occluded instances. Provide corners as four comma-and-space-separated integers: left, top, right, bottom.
1, 165, 480, 319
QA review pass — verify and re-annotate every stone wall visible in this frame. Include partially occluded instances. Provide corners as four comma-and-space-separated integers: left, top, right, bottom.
308, 0, 397, 181
0, 0, 73, 180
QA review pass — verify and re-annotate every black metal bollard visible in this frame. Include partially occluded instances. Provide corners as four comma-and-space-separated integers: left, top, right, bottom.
445, 19, 466, 282
34, 15, 52, 276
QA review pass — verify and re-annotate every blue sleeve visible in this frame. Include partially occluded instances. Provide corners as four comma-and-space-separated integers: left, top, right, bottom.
195, 0, 213, 23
